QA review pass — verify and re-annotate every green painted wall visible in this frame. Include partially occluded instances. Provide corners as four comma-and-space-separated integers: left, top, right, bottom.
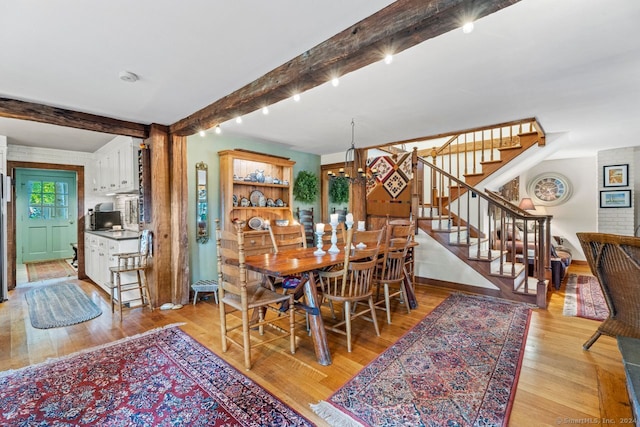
186, 133, 321, 284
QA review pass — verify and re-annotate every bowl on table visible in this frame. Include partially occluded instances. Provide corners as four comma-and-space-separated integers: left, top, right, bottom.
274, 219, 289, 226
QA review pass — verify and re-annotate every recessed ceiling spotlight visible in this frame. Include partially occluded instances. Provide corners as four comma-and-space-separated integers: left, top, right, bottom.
215, 125, 222, 134
119, 70, 139, 83
235, 116, 242, 124
199, 130, 206, 137
262, 106, 269, 115
384, 54, 393, 65
293, 93, 301, 102
331, 77, 340, 87
462, 21, 474, 34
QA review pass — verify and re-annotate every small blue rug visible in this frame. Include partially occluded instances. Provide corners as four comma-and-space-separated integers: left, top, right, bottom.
25, 282, 102, 328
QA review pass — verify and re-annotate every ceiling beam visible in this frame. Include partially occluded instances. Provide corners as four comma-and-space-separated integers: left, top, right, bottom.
170, 0, 521, 136
0, 97, 149, 139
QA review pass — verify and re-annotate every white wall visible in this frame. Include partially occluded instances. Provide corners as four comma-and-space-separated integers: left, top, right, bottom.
598, 147, 635, 235
519, 156, 597, 261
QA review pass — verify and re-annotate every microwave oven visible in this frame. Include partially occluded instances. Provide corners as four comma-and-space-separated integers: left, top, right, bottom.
90, 211, 122, 231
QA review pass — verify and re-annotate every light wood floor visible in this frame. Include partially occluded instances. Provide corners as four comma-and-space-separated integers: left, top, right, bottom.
0, 264, 632, 426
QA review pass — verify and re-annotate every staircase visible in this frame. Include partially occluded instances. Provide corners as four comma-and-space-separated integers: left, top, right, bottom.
405, 118, 552, 307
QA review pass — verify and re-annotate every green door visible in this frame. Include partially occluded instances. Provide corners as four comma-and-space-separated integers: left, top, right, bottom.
16, 169, 77, 263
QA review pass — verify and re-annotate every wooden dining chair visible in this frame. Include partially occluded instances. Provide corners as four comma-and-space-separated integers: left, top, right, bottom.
388, 219, 416, 286
216, 219, 296, 370
352, 228, 385, 249
577, 232, 640, 350
316, 228, 381, 352
373, 225, 412, 324
268, 222, 307, 252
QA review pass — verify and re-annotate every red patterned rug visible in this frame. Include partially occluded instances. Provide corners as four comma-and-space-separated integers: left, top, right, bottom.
26, 259, 77, 282
0, 325, 312, 426
312, 293, 531, 426
563, 274, 610, 321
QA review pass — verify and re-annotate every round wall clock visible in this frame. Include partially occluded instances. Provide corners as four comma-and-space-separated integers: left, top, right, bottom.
527, 173, 572, 206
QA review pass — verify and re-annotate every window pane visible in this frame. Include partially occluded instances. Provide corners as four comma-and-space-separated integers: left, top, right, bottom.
42, 207, 53, 219
55, 182, 68, 194
43, 182, 55, 193
30, 181, 42, 193
56, 195, 68, 207
29, 194, 41, 205
43, 194, 55, 205
29, 207, 41, 219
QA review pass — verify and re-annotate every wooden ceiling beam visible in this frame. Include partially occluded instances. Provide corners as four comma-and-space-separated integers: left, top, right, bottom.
170, 0, 520, 136
0, 97, 149, 139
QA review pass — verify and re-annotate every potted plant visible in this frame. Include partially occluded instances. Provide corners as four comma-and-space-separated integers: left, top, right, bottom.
329, 176, 349, 204
293, 170, 319, 203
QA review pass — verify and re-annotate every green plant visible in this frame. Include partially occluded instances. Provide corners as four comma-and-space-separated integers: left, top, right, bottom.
292, 170, 319, 203
329, 176, 349, 204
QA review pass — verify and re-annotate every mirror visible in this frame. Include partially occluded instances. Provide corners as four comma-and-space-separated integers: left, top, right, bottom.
196, 162, 208, 243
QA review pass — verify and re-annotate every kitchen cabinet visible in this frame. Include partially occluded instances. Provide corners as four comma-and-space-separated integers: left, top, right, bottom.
218, 149, 295, 232
85, 231, 138, 295
92, 136, 139, 195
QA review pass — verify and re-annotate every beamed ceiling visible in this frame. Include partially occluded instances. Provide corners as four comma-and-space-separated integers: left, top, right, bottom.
1, 0, 639, 160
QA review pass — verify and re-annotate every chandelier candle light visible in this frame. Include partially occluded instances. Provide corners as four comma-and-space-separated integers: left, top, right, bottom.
327, 119, 376, 184
314, 223, 326, 256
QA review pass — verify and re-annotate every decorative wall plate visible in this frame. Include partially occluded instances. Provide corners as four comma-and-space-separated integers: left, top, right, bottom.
275, 198, 284, 207
266, 198, 276, 207
248, 216, 265, 230
527, 173, 572, 206
249, 190, 264, 207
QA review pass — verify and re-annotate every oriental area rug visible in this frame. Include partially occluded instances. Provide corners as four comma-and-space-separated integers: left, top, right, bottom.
312, 293, 532, 427
26, 259, 77, 282
25, 282, 102, 329
0, 325, 313, 426
563, 274, 609, 321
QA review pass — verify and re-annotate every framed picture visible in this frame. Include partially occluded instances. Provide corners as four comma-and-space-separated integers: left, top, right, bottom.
600, 190, 632, 208
603, 164, 629, 187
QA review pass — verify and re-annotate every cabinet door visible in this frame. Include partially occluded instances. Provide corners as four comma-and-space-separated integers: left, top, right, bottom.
118, 140, 137, 192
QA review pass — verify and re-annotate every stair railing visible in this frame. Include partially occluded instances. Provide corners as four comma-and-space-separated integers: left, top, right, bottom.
418, 156, 552, 294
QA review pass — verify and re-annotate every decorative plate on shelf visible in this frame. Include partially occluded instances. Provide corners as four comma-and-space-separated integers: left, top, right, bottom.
275, 198, 284, 207
232, 194, 238, 207
266, 198, 276, 207
240, 197, 250, 207
249, 190, 264, 207
248, 216, 265, 230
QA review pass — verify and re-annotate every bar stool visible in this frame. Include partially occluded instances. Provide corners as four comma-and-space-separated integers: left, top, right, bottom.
109, 230, 153, 321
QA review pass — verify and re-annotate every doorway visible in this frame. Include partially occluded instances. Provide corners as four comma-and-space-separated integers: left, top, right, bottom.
6, 161, 85, 290
15, 169, 77, 264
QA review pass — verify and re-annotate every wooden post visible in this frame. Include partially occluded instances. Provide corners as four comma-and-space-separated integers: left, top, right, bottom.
145, 124, 172, 307
170, 134, 190, 305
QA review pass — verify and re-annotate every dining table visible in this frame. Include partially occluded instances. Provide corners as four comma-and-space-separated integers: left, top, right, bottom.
244, 247, 351, 366
243, 241, 419, 366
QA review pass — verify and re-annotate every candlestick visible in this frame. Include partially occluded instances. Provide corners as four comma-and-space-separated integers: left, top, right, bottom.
330, 213, 338, 225
357, 220, 365, 231
314, 231, 326, 256
345, 213, 354, 230
328, 222, 340, 254
315, 222, 324, 234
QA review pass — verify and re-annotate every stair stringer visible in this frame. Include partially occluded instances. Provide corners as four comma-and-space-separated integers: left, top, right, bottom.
415, 221, 542, 306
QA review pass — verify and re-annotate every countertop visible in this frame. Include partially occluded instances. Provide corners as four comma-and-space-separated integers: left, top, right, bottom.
86, 230, 140, 240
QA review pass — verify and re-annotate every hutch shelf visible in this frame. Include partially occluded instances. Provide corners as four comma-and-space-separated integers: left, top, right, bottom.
218, 149, 295, 232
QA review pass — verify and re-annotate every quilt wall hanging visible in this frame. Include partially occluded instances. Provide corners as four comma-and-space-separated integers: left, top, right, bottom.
366, 152, 413, 217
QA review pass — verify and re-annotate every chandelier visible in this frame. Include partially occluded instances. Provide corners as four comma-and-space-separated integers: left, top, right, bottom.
327, 119, 374, 184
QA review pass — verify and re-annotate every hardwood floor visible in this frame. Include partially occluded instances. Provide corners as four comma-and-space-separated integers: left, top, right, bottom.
0, 264, 631, 426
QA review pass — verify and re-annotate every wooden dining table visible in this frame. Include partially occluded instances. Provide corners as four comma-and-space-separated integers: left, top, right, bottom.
243, 241, 419, 366
244, 247, 351, 366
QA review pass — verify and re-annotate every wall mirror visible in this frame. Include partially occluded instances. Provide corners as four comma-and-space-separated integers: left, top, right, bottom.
196, 162, 209, 243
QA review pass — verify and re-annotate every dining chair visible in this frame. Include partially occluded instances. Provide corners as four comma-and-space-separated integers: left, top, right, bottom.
388, 218, 416, 286
268, 222, 307, 252
316, 228, 381, 352
109, 229, 154, 321
352, 228, 385, 249
577, 232, 640, 350
216, 219, 296, 370
373, 225, 412, 324
296, 207, 315, 246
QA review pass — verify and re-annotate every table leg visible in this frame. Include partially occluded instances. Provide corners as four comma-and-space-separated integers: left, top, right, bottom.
302, 272, 332, 366
403, 266, 418, 309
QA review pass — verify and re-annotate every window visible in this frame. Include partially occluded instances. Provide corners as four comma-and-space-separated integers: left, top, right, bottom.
27, 180, 69, 220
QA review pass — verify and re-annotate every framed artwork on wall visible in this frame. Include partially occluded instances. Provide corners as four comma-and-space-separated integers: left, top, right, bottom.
600, 189, 632, 208
603, 164, 628, 187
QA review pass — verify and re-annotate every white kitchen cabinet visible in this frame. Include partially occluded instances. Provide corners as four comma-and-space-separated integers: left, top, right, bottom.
91, 136, 139, 195
85, 232, 138, 295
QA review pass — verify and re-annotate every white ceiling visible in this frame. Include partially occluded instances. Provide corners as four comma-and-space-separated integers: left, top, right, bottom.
1, 0, 639, 159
